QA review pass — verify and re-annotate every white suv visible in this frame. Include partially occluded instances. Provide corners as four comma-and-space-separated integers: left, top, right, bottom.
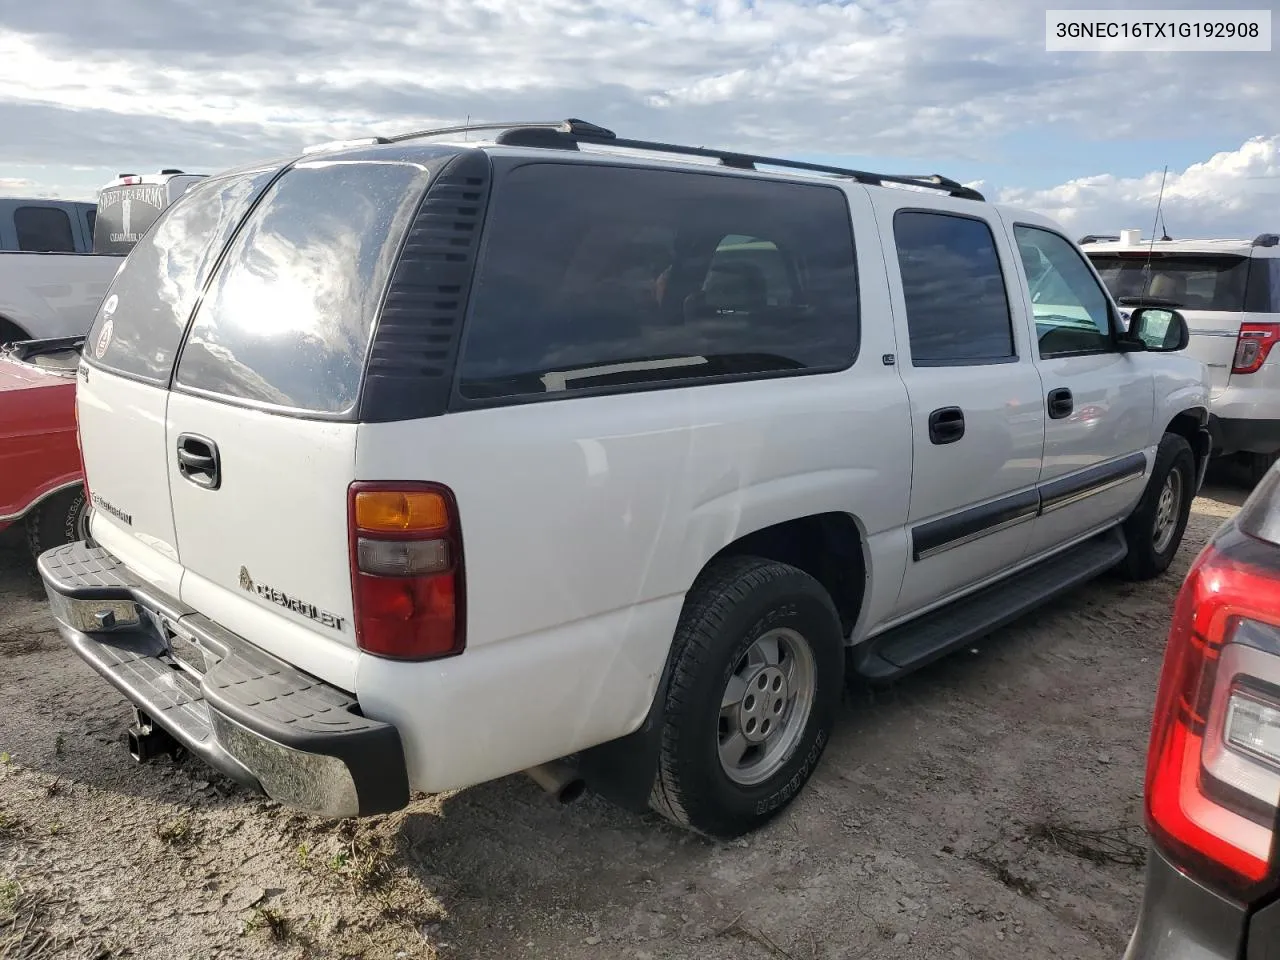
41, 120, 1209, 837
1084, 232, 1280, 484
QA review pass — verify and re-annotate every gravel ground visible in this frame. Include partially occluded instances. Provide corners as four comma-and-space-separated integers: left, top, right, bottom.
0, 481, 1249, 960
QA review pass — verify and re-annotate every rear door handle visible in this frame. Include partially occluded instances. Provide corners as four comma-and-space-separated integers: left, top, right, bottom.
927, 406, 965, 445
1047, 387, 1074, 420
176, 433, 221, 490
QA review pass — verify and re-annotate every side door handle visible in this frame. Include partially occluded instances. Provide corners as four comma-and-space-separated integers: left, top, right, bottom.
1047, 388, 1074, 420
927, 406, 965, 445
176, 433, 221, 490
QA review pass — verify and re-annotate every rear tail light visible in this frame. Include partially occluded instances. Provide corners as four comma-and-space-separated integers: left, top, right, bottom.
347, 483, 465, 660
1146, 530, 1280, 893
1232, 323, 1280, 374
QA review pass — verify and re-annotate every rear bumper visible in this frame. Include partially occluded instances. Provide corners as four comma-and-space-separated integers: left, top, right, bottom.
1123, 847, 1249, 960
1208, 415, 1280, 457
38, 541, 409, 818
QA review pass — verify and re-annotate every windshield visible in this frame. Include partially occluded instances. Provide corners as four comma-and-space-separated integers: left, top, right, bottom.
1089, 253, 1251, 311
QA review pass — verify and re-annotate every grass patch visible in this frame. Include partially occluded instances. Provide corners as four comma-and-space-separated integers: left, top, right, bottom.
326, 834, 394, 891
1031, 819, 1147, 868
0, 879, 19, 915
245, 906, 291, 943
155, 816, 195, 848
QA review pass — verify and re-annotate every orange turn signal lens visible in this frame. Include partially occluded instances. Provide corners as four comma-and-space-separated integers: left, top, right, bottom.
354, 490, 450, 533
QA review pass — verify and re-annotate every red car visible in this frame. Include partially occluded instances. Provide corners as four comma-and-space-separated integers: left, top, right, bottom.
0, 337, 87, 555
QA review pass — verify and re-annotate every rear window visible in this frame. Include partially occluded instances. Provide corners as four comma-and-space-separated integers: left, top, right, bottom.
86, 168, 276, 383
456, 163, 858, 401
174, 160, 430, 415
94, 183, 172, 255
15, 206, 75, 252
1090, 254, 1251, 311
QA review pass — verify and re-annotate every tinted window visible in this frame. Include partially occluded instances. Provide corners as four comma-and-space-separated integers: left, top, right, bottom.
894, 212, 1013, 365
1246, 258, 1280, 313
94, 184, 172, 255
1090, 254, 1251, 311
1015, 226, 1114, 357
86, 168, 276, 382
175, 160, 429, 414
85, 208, 96, 242
15, 206, 75, 252
457, 164, 858, 401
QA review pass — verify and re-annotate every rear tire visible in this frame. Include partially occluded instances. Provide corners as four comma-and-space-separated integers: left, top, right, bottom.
1118, 434, 1194, 581
1242, 450, 1280, 489
649, 556, 843, 838
25, 486, 89, 558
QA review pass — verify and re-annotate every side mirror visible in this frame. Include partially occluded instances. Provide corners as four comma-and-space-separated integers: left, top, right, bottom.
1126, 306, 1189, 352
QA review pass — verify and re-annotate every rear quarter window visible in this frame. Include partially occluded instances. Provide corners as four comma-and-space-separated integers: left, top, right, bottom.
1246, 257, 1280, 313
86, 168, 277, 383
456, 163, 859, 402
174, 160, 431, 415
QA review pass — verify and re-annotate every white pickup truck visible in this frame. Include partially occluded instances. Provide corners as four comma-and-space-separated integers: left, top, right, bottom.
1, 173, 206, 345
0, 197, 120, 344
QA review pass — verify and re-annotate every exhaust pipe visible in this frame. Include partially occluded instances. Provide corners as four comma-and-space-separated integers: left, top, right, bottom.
126, 709, 178, 763
524, 760, 586, 804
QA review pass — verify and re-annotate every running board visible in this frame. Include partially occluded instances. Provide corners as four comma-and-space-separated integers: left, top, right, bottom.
852, 528, 1128, 682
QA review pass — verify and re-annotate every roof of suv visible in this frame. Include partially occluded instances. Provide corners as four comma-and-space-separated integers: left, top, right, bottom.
299, 117, 1038, 216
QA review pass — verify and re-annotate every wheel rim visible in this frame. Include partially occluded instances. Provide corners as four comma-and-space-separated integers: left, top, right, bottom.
1152, 468, 1183, 554
718, 627, 817, 786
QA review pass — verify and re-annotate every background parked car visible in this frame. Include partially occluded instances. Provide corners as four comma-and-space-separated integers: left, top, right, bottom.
1084, 230, 1280, 486
0, 170, 205, 346
1127, 463, 1280, 958
0, 337, 87, 556
93, 170, 206, 255
0, 197, 118, 346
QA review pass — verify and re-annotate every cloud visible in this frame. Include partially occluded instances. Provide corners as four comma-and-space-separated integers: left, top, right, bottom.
998, 135, 1280, 240
0, 177, 33, 190
1, 0, 1278, 190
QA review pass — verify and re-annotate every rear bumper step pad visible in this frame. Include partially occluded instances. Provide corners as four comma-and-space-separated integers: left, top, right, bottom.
39, 541, 408, 818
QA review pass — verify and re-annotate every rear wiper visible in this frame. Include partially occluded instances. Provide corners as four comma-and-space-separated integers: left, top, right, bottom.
537, 353, 810, 391
1117, 295, 1182, 308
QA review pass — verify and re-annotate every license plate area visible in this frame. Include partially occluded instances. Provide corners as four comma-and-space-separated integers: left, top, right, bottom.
161, 618, 216, 677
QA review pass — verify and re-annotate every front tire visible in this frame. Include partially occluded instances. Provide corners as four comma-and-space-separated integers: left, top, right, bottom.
1118, 434, 1194, 581
649, 556, 843, 838
25, 486, 89, 558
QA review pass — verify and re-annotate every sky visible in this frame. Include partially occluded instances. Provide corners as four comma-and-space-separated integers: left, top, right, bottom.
1, 0, 1278, 240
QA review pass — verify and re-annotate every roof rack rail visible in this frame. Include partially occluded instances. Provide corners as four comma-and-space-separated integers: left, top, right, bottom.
1253, 233, 1280, 248
378, 118, 984, 201
1078, 234, 1120, 245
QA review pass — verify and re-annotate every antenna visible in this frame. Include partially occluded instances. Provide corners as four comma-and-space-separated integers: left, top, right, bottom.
1140, 164, 1169, 300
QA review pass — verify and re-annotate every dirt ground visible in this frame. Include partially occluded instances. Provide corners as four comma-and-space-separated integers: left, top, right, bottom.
0, 480, 1251, 960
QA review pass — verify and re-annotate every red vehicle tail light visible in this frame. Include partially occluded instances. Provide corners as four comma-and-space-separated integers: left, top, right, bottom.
347, 482, 465, 660
1231, 322, 1280, 375
1146, 529, 1280, 893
